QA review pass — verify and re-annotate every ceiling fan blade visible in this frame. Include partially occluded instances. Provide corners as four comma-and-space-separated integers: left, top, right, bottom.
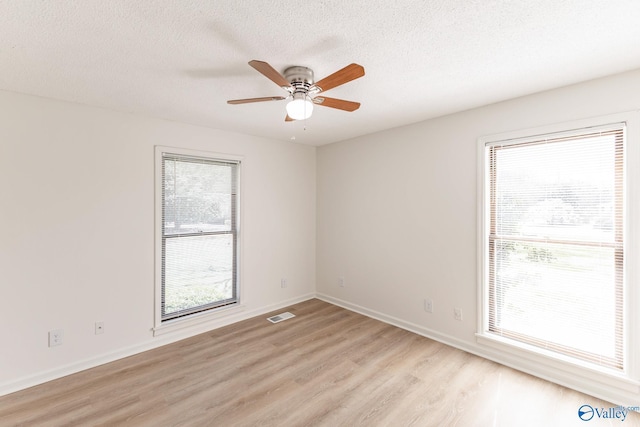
313, 96, 361, 112
248, 60, 291, 89
313, 63, 364, 93
285, 115, 295, 122
227, 96, 286, 104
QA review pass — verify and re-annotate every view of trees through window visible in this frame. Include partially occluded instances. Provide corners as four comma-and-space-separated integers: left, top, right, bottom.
488, 127, 624, 368
162, 155, 238, 320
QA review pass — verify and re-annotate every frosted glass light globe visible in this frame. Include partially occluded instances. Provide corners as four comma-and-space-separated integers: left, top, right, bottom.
286, 94, 313, 120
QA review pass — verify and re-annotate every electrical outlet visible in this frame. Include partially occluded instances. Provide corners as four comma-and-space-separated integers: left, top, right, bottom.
48, 329, 63, 347
95, 322, 104, 335
281, 278, 287, 288
454, 308, 463, 321
424, 298, 433, 313
338, 276, 345, 287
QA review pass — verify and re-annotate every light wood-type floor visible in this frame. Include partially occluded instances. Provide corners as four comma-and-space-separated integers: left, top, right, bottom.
1, 299, 638, 426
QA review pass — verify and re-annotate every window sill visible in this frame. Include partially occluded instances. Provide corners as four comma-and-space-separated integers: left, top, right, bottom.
476, 332, 640, 394
153, 303, 245, 337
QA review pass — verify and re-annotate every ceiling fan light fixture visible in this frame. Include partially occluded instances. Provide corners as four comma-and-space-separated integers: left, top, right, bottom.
227, 60, 365, 122
286, 93, 313, 120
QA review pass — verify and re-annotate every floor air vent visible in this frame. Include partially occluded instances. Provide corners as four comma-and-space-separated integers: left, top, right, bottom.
267, 312, 295, 323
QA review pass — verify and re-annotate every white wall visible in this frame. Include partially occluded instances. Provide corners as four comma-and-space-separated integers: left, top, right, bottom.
316, 69, 640, 405
0, 90, 316, 394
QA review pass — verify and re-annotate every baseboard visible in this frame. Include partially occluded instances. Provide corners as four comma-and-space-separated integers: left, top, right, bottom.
315, 293, 476, 354
0, 293, 315, 397
315, 293, 640, 407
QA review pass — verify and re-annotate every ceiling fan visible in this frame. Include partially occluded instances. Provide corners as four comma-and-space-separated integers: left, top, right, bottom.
227, 60, 365, 121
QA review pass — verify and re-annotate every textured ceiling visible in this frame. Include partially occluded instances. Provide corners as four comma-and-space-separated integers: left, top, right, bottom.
1, 1, 640, 146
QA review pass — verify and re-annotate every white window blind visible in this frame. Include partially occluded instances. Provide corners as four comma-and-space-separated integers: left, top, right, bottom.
485, 123, 624, 370
161, 153, 239, 321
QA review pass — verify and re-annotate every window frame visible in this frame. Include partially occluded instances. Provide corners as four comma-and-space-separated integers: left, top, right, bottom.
487, 124, 625, 369
476, 112, 640, 390
154, 146, 243, 335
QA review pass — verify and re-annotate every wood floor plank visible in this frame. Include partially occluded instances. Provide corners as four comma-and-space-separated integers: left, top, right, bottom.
1, 299, 638, 426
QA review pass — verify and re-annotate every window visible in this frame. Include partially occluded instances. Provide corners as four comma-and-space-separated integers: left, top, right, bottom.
159, 150, 239, 322
480, 122, 625, 370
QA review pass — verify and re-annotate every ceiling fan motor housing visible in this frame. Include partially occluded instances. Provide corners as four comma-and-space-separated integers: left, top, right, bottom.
284, 66, 314, 95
